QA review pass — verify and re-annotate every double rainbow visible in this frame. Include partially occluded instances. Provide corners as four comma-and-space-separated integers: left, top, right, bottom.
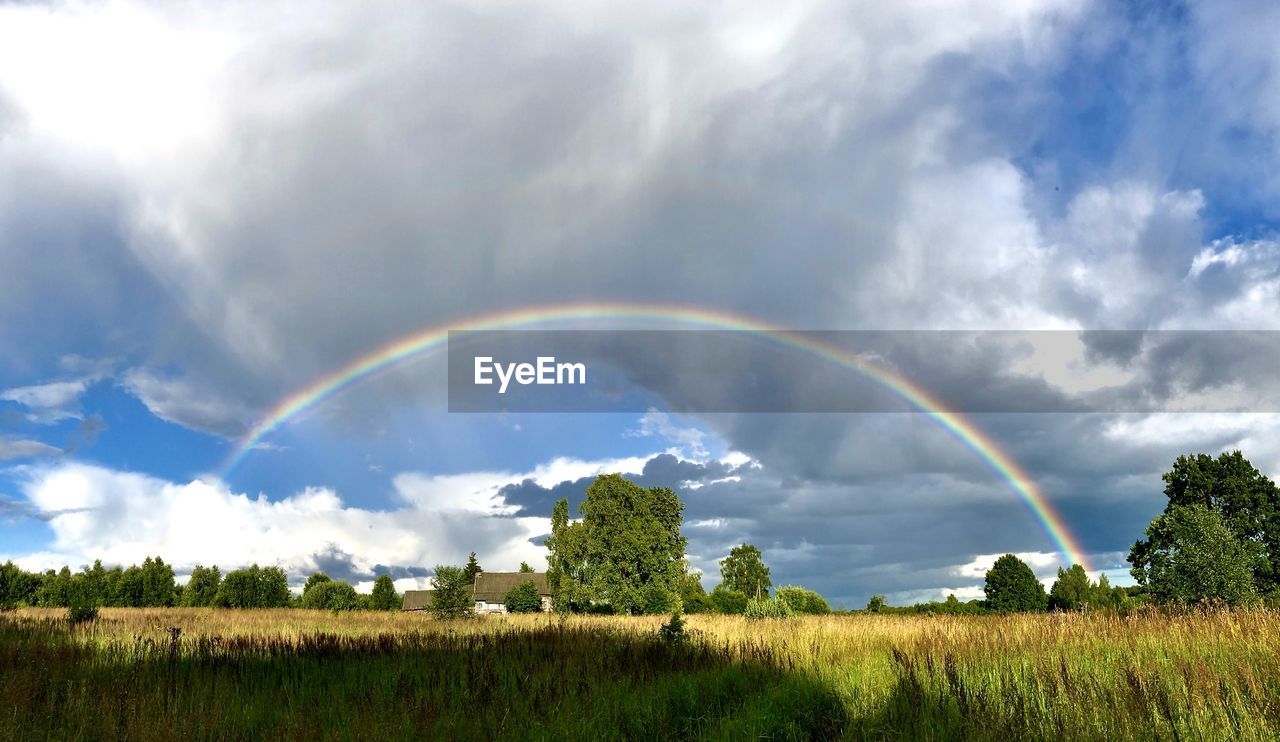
220, 301, 1091, 571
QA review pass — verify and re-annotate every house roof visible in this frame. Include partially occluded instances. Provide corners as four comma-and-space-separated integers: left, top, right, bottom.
472, 572, 550, 603
402, 589, 436, 611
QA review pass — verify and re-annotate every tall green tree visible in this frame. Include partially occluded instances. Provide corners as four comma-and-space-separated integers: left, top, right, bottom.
1132, 504, 1256, 605
462, 552, 483, 587
544, 474, 688, 614
1130, 451, 1280, 594
719, 544, 771, 598
369, 574, 400, 611
984, 554, 1048, 612
213, 565, 290, 608
1048, 564, 1091, 611
519, 561, 534, 573
139, 556, 177, 606
182, 565, 221, 607
431, 565, 473, 619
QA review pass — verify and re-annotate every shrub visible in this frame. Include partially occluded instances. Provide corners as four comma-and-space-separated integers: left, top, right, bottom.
744, 596, 795, 620
504, 581, 543, 613
658, 612, 687, 644
775, 586, 831, 615
67, 604, 98, 625
640, 583, 680, 615
710, 585, 748, 615
431, 565, 474, 619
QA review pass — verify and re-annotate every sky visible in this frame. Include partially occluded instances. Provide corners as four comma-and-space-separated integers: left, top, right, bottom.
2, 0, 1280, 606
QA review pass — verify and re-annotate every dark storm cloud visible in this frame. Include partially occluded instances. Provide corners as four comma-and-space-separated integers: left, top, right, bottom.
498, 453, 740, 516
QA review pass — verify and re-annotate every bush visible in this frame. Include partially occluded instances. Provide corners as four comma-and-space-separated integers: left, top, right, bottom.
775, 586, 831, 615
67, 604, 98, 625
431, 565, 474, 619
710, 585, 748, 615
504, 581, 543, 613
640, 583, 680, 615
744, 596, 795, 620
658, 612, 687, 644
300, 580, 360, 611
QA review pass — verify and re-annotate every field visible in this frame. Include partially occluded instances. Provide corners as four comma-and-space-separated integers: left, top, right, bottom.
3, 607, 1280, 740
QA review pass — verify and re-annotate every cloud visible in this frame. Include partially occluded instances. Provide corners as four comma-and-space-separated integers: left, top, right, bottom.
1, 379, 90, 424
0, 437, 62, 462
12, 461, 551, 587
4, 1, 1280, 607
121, 368, 253, 437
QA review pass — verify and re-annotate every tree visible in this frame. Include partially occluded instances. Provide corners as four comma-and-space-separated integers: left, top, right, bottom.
1131, 504, 1256, 606
776, 586, 831, 615
183, 565, 221, 607
866, 595, 886, 613
214, 565, 291, 608
370, 574, 400, 611
1048, 564, 1092, 611
710, 585, 747, 615
1130, 451, 1280, 594
301, 580, 360, 611
303, 572, 332, 596
984, 554, 1048, 612
1, 562, 38, 608
139, 556, 178, 606
431, 565, 473, 619
719, 544, 771, 598
543, 475, 688, 614
462, 552, 483, 588
504, 580, 543, 613
519, 561, 534, 573
676, 570, 712, 613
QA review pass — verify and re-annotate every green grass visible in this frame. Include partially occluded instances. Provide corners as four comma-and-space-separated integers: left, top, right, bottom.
3, 607, 1280, 740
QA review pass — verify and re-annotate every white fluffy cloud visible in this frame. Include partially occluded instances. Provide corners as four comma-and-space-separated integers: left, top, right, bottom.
9, 461, 550, 585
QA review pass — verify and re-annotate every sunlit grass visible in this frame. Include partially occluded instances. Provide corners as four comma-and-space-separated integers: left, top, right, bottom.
3, 607, 1279, 739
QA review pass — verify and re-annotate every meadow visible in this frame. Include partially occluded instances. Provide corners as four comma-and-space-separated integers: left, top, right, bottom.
3, 607, 1280, 740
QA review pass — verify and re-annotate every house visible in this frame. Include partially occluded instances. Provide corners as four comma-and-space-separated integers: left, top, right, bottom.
401, 589, 435, 611
473, 572, 553, 613
401, 572, 553, 613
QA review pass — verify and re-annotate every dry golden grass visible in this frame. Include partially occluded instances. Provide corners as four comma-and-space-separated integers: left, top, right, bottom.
4, 607, 1280, 739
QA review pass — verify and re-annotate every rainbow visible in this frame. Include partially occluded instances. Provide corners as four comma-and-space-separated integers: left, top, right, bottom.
221, 301, 1091, 571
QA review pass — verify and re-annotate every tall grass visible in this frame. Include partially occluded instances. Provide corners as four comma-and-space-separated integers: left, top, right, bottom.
3, 607, 1279, 740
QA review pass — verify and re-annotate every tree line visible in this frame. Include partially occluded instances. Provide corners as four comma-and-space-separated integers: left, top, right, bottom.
0, 559, 403, 613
